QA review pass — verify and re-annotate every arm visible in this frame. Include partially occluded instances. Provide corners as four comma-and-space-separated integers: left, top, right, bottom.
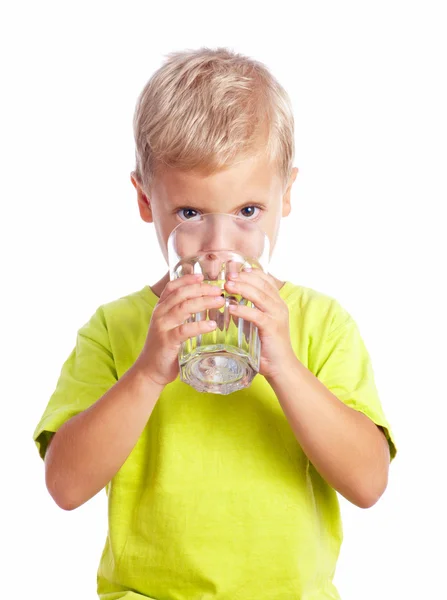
224, 269, 393, 510
45, 365, 163, 511
44, 273, 224, 511
267, 357, 390, 509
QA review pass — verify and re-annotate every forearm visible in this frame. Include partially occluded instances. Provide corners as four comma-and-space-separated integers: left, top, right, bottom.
45, 363, 164, 510
267, 357, 390, 508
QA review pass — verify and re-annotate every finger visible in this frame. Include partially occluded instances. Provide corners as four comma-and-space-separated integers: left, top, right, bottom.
227, 268, 279, 301
170, 294, 225, 325
224, 278, 278, 314
227, 303, 268, 330
159, 280, 223, 316
208, 306, 225, 330
159, 273, 204, 302
209, 293, 240, 331
169, 319, 217, 344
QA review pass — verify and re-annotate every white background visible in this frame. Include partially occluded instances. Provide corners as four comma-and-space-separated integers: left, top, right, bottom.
1, 1, 446, 598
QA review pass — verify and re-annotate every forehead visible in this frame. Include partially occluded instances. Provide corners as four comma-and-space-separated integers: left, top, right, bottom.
152, 153, 283, 209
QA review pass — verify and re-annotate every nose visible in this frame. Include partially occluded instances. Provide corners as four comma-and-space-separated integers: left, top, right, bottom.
199, 215, 230, 252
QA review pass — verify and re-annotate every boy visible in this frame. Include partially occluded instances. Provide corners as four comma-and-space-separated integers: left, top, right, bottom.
33, 47, 396, 599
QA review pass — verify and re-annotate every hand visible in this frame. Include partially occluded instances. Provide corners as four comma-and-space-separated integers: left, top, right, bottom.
134, 273, 225, 386
224, 269, 296, 381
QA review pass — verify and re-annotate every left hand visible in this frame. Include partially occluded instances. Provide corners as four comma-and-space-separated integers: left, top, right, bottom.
224, 268, 297, 381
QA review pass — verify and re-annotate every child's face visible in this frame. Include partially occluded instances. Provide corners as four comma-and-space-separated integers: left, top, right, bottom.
131, 151, 298, 264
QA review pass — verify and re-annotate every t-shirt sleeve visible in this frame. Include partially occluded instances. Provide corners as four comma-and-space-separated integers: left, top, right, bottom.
312, 302, 397, 461
33, 305, 118, 460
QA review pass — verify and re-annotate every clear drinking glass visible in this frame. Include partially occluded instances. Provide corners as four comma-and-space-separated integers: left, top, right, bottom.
167, 212, 270, 395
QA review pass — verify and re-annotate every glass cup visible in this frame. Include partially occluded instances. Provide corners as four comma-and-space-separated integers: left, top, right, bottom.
167, 212, 270, 395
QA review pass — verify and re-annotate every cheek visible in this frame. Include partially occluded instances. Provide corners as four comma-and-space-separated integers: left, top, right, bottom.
156, 226, 170, 264
168, 221, 204, 261
152, 216, 175, 265
263, 215, 281, 257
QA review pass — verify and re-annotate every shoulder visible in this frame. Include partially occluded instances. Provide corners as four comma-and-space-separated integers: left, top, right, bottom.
81, 286, 156, 374
79, 286, 155, 340
283, 281, 353, 337
101, 285, 155, 315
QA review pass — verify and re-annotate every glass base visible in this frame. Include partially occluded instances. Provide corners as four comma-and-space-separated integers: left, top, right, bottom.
179, 346, 257, 395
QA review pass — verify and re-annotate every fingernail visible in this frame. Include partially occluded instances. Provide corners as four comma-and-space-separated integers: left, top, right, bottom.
228, 272, 238, 279
207, 320, 217, 329
226, 281, 236, 288
244, 267, 252, 272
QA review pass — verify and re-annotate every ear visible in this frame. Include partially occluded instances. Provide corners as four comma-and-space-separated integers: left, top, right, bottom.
130, 172, 153, 223
282, 167, 299, 218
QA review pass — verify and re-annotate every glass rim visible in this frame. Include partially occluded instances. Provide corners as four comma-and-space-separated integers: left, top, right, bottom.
167, 211, 268, 244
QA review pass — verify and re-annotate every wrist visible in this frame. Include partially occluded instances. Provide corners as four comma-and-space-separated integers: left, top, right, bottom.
130, 360, 166, 395
265, 352, 304, 390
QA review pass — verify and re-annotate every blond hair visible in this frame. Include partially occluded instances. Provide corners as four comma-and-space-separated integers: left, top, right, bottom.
133, 47, 295, 194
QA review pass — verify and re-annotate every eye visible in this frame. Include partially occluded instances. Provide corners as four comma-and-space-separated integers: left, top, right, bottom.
239, 206, 261, 219
177, 208, 201, 221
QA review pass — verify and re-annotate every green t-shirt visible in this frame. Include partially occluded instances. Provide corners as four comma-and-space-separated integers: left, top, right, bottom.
33, 281, 396, 599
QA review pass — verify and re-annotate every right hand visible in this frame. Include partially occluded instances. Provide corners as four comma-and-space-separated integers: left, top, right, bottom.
134, 273, 225, 386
